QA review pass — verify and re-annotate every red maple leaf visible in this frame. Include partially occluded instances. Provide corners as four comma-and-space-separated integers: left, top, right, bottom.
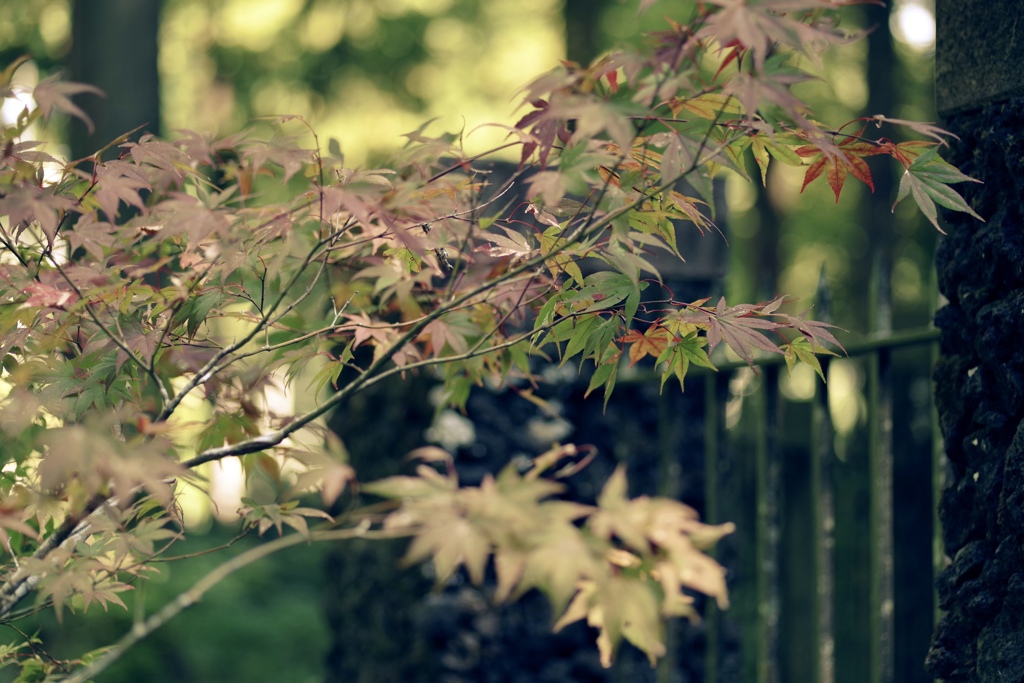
797, 134, 886, 203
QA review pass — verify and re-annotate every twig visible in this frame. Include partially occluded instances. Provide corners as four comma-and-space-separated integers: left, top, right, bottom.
59, 525, 410, 683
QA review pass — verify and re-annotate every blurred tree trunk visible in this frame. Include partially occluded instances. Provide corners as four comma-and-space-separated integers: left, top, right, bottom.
929, 1, 1024, 681
862, 3, 896, 283
68, 0, 161, 160
563, 0, 606, 64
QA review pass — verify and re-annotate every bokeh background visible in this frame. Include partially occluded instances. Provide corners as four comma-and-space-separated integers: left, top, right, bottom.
1, 0, 941, 339
0, 1, 940, 681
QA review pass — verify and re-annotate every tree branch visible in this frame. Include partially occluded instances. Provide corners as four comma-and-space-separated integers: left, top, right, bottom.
59, 524, 409, 683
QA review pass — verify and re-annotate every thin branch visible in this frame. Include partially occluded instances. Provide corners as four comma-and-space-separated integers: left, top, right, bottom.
148, 529, 252, 563
153, 228, 334, 423
44, 253, 171, 407
59, 525, 410, 683
4, 622, 70, 674
0, 221, 33, 270
0, 493, 109, 620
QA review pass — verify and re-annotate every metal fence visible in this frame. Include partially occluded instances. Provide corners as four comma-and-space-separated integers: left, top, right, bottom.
691, 321, 942, 683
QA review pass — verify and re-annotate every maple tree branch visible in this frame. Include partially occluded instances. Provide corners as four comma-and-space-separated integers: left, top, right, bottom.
146, 529, 253, 563
350, 317, 564, 391
4, 622, 70, 674
0, 221, 33, 271
148, 261, 219, 374
0, 492, 108, 621
43, 253, 172, 408
179, 140, 726, 467
263, 249, 332, 332
425, 142, 521, 184
181, 250, 575, 466
154, 229, 335, 423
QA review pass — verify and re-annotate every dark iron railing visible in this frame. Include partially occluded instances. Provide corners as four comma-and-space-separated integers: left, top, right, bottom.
690, 322, 941, 683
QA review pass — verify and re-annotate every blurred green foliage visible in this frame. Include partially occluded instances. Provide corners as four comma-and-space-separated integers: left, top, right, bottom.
5, 527, 332, 683
0, 0, 940, 332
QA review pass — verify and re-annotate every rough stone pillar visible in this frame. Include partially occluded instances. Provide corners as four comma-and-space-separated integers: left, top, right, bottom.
928, 2, 1024, 680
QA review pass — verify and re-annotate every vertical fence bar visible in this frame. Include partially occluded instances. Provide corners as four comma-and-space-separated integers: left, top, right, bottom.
929, 264, 946, 679
778, 393, 818, 683
760, 366, 781, 683
815, 354, 835, 683
656, 388, 679, 683
815, 268, 836, 683
692, 330, 937, 683
733, 369, 762, 683
704, 373, 723, 683
869, 257, 895, 683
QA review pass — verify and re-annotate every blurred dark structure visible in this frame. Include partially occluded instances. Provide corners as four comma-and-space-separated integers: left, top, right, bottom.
928, 1, 1024, 681
68, 0, 161, 160
322, 3, 734, 678
323, 146, 732, 683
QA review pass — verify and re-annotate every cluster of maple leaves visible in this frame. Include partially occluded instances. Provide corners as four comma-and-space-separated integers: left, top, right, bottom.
0, 0, 980, 677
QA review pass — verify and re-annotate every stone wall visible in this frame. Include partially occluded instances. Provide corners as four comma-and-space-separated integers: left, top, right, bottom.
928, 98, 1024, 682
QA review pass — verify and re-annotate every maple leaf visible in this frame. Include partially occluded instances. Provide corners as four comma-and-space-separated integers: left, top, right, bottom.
476, 225, 536, 264
749, 132, 804, 184
584, 355, 620, 408
589, 466, 653, 553
656, 133, 716, 202
778, 310, 844, 353
240, 500, 333, 541
22, 282, 76, 309
565, 99, 636, 153
119, 315, 160, 370
0, 184, 76, 248
868, 115, 955, 145
241, 133, 312, 184
526, 170, 570, 217
604, 576, 667, 666
725, 71, 815, 133
706, 297, 784, 365
6, 139, 61, 165
656, 332, 716, 392
621, 325, 672, 366
36, 558, 133, 622
514, 98, 567, 168
891, 146, 984, 232
699, 0, 853, 72
783, 336, 828, 381
31, 74, 103, 133
65, 212, 117, 260
92, 160, 151, 220
125, 134, 190, 184
519, 523, 598, 614
172, 128, 247, 167
0, 502, 39, 559
797, 135, 886, 202
668, 92, 744, 121
883, 139, 932, 167
419, 318, 470, 357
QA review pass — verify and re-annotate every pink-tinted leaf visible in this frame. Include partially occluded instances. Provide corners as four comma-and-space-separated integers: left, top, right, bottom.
706, 297, 784, 365
126, 135, 190, 183
869, 115, 955, 145
93, 160, 151, 220
32, 74, 103, 133
0, 185, 75, 248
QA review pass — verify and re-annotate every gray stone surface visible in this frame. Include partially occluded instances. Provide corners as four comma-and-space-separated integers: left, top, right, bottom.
929, 97, 1024, 682
936, 0, 1024, 116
